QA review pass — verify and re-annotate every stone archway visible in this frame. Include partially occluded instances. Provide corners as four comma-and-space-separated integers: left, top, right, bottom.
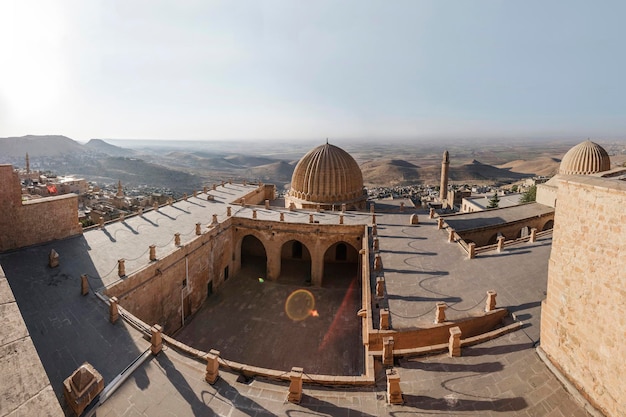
240, 235, 267, 278
542, 220, 554, 231
322, 242, 359, 288
517, 226, 531, 239
279, 240, 312, 285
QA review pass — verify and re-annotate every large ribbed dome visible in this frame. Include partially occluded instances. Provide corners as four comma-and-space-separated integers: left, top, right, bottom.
559, 140, 611, 175
286, 142, 366, 209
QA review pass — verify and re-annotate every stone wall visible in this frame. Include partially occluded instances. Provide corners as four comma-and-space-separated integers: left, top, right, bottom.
0, 165, 82, 252
455, 212, 554, 247
540, 176, 626, 417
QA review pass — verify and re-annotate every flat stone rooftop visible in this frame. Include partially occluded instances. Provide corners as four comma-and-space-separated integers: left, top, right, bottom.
441, 202, 554, 232
0, 191, 590, 416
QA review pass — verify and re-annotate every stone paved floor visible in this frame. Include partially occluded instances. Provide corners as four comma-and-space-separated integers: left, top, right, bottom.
97, 330, 590, 417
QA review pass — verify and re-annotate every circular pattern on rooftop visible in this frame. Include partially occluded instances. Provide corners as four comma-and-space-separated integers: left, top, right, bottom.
288, 142, 365, 205
559, 140, 610, 175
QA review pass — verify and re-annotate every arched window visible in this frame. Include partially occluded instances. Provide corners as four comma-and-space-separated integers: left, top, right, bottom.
292, 241, 303, 259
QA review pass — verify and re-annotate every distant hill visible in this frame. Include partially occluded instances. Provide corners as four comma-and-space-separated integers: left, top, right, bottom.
0, 135, 87, 158
497, 157, 561, 177
361, 159, 423, 186
245, 161, 294, 185
449, 160, 530, 181
84, 139, 137, 157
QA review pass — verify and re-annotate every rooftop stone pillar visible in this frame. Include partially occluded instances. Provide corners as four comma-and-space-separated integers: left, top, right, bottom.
241, 198, 246, 207
203, 186, 208, 193
530, 227, 537, 243
376, 277, 385, 298
119, 213, 125, 222
341, 203, 346, 212
485, 291, 497, 312
212, 183, 216, 191
99, 216, 105, 228
339, 214, 344, 224
221, 181, 225, 187
400, 202, 405, 212
228, 179, 232, 185
468, 242, 476, 259
435, 302, 447, 323
497, 236, 505, 252
309, 214, 314, 223
243, 180, 246, 186
280, 213, 285, 222
81, 274, 89, 296
386, 369, 403, 405
205, 349, 220, 384
380, 308, 390, 330
448, 228, 455, 243
138, 207, 143, 215
265, 199, 270, 209
195, 223, 201, 235
289, 202, 296, 211
372, 224, 377, 236
316, 204, 320, 213
437, 217, 444, 230
449, 326, 462, 357
382, 336, 394, 366
174, 233, 181, 246
109, 297, 119, 324
227, 206, 232, 216
410, 214, 418, 225
429, 207, 435, 219
287, 367, 303, 404
193, 190, 197, 197
153, 202, 158, 210
374, 254, 382, 272
150, 324, 163, 355
370, 203, 375, 213
212, 214, 218, 224
183, 193, 187, 201
252, 210, 257, 219
63, 363, 104, 417
373, 238, 379, 252
118, 259, 126, 277
149, 245, 156, 261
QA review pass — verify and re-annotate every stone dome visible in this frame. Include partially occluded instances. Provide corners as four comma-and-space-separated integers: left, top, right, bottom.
559, 140, 611, 175
286, 142, 366, 209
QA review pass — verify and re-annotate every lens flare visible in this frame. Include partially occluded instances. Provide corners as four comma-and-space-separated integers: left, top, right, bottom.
285, 289, 315, 321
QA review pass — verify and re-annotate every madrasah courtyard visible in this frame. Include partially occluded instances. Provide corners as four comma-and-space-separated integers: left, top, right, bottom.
1, 141, 624, 416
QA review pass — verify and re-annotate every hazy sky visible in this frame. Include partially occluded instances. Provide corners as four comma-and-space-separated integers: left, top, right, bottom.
1, 1, 625, 142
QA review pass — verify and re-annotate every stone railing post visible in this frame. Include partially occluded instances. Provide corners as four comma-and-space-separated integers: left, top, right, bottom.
221, 181, 225, 187
372, 213, 376, 224
138, 207, 143, 215
109, 297, 119, 324
341, 203, 346, 212
380, 308, 390, 330
437, 217, 444, 230
150, 324, 163, 355
309, 214, 314, 223
203, 186, 208, 194
530, 227, 537, 243
339, 214, 344, 224
99, 216, 105, 228
468, 242, 476, 259
410, 214, 418, 225
265, 199, 270, 209
153, 202, 158, 211
81, 274, 89, 296
370, 203, 375, 213
400, 202, 405, 212
212, 183, 216, 191
205, 349, 220, 384
435, 302, 447, 323
372, 224, 377, 236
382, 336, 394, 366
289, 202, 295, 211
252, 210, 257, 219
212, 214, 218, 224
193, 190, 197, 197
374, 254, 382, 272
316, 204, 320, 213
485, 290, 497, 312
386, 369, 403, 404
376, 277, 385, 298
149, 245, 156, 261
183, 193, 187, 201
448, 228, 455, 243
227, 206, 232, 216
195, 223, 201, 235
449, 326, 462, 357
119, 213, 125, 222
373, 238, 379, 252
497, 236, 505, 252
118, 259, 126, 277
287, 367, 303, 404
429, 207, 435, 219
174, 233, 181, 246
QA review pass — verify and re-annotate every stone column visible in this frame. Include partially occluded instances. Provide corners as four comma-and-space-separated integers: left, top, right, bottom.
227, 206, 232, 216
410, 214, 418, 225
265, 199, 270, 209
174, 233, 181, 246
149, 245, 156, 261
437, 217, 444, 230
150, 324, 163, 355
374, 254, 382, 272
530, 227, 537, 243
435, 302, 447, 323
382, 336, 394, 366
380, 308, 390, 330
376, 277, 385, 298
485, 291, 497, 312
429, 207, 435, 219
386, 369, 403, 405
448, 228, 455, 243
205, 349, 220, 384
118, 259, 126, 277
449, 326, 462, 357
252, 210, 257, 219
287, 367, 303, 404
195, 223, 201, 235
339, 214, 344, 224
468, 242, 476, 259
497, 236, 505, 252
109, 297, 119, 324
81, 274, 89, 296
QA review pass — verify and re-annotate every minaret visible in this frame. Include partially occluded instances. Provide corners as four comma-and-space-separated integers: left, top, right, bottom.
116, 180, 123, 197
440, 150, 449, 204
25, 153, 30, 175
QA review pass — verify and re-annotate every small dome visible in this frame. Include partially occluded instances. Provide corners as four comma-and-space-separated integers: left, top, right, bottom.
559, 140, 610, 175
287, 142, 366, 208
